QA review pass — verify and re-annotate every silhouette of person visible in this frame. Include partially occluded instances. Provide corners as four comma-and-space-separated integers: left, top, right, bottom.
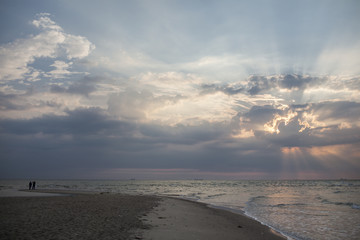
29, 181, 32, 190
32, 181, 36, 190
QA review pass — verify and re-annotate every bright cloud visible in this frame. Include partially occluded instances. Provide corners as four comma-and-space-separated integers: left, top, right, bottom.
0, 13, 94, 82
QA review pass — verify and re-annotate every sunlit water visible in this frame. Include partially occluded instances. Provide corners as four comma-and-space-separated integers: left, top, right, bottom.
1, 179, 359, 240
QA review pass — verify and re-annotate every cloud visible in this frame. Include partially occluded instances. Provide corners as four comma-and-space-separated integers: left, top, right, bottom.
50, 75, 98, 96
0, 78, 101, 120
244, 105, 282, 125
103, 72, 360, 127
137, 72, 202, 95
62, 34, 95, 59
197, 74, 360, 107
279, 74, 311, 90
0, 107, 131, 136
247, 75, 277, 95
200, 83, 244, 96
247, 74, 327, 95
0, 90, 30, 111
197, 74, 325, 97
31, 13, 62, 31
311, 101, 360, 123
106, 72, 238, 125
0, 13, 94, 81
235, 101, 360, 148
107, 88, 185, 121
0, 106, 258, 177
0, 86, 37, 112
46, 60, 74, 79
108, 89, 157, 120
1, 8, 359, 178
1, 100, 359, 178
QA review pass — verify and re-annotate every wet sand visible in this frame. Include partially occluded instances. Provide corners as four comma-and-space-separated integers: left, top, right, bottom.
0, 191, 285, 240
141, 197, 286, 240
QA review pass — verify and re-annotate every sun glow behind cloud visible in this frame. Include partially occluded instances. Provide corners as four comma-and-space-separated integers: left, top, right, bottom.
281, 144, 360, 179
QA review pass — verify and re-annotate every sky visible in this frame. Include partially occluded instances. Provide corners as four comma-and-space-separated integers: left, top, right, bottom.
0, 0, 360, 180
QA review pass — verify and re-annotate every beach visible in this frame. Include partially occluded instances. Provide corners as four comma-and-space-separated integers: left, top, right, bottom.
141, 197, 285, 240
0, 191, 158, 240
0, 190, 285, 240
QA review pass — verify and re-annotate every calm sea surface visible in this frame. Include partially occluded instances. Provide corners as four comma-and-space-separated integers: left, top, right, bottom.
1, 179, 359, 240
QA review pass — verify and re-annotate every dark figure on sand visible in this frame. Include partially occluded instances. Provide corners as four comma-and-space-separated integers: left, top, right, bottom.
28, 181, 32, 190
32, 181, 36, 190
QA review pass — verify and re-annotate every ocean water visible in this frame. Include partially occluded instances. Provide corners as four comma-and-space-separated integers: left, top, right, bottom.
1, 179, 359, 240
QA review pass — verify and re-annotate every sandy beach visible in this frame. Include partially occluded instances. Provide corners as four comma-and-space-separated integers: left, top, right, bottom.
0, 191, 159, 240
0, 190, 285, 240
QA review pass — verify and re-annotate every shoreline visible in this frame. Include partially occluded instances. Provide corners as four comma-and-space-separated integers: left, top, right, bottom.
140, 196, 286, 240
138, 194, 288, 240
0, 190, 286, 240
191, 199, 288, 240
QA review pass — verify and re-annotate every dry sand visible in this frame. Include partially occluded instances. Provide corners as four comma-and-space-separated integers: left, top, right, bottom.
0, 191, 286, 240
0, 192, 159, 240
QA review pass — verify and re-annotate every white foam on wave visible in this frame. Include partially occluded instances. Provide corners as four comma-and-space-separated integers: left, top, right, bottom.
352, 204, 360, 210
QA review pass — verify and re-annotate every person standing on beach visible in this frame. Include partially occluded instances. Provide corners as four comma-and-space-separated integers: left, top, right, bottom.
32, 181, 36, 190
28, 181, 32, 190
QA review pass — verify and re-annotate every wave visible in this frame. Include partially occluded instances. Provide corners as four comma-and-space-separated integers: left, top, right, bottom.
321, 199, 360, 210
272, 203, 307, 208
351, 204, 360, 210
250, 195, 268, 200
246, 195, 269, 208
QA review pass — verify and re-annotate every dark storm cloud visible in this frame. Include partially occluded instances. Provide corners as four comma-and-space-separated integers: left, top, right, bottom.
0, 106, 230, 154
0, 106, 234, 178
1, 99, 360, 178
0, 107, 139, 178
139, 121, 231, 145
0, 102, 268, 177
0, 108, 134, 136
0, 106, 229, 152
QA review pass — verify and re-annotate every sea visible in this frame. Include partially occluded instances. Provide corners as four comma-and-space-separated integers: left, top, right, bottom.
1, 179, 359, 240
